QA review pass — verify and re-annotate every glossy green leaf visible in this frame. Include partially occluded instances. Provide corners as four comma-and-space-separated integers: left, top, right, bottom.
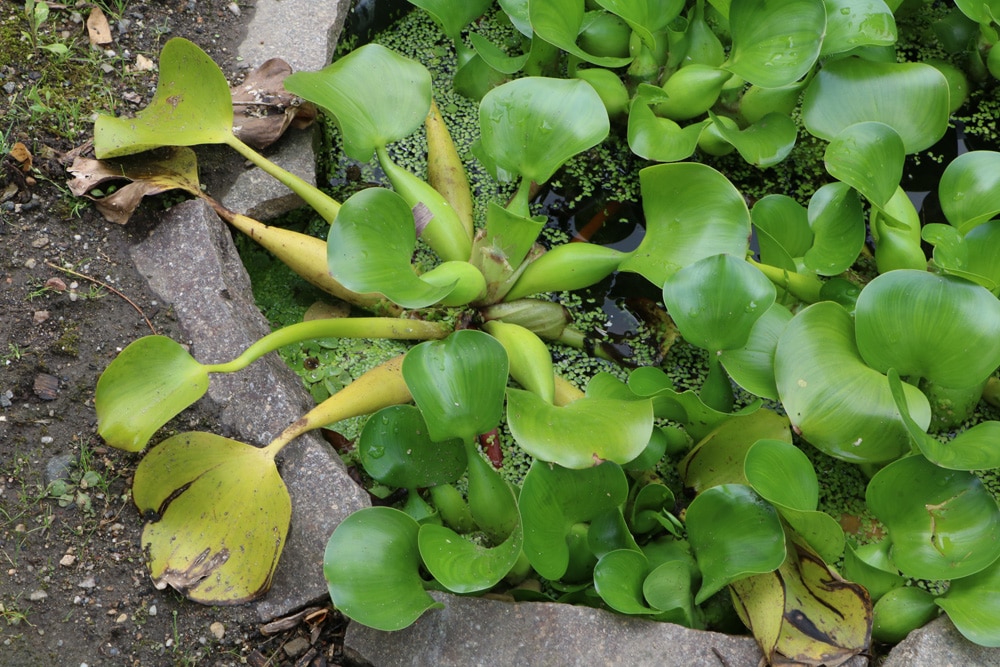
620, 163, 751, 287
804, 182, 866, 276
418, 520, 523, 593
662, 254, 776, 352
820, 0, 897, 56
644, 559, 698, 625
629, 483, 676, 535
866, 454, 1000, 580
96, 336, 208, 452
679, 409, 792, 493
284, 44, 431, 161
923, 223, 970, 278
597, 0, 684, 47
723, 0, 825, 88
94, 38, 233, 158
626, 88, 705, 162
479, 77, 609, 187
953, 0, 1000, 23
855, 270, 1000, 388
407, 0, 493, 40
824, 122, 905, 208
965, 221, 1000, 289
687, 484, 786, 604
870, 186, 926, 273
708, 111, 797, 168
482, 321, 554, 403
589, 508, 641, 559
774, 301, 930, 463
627, 366, 765, 440
745, 439, 845, 562
326, 188, 454, 308
469, 32, 530, 74
752, 195, 812, 272
719, 302, 793, 401
520, 460, 628, 580
133, 432, 289, 604
506, 388, 653, 468
889, 370, 1000, 471
842, 541, 905, 603
802, 58, 950, 154
872, 586, 940, 644
403, 331, 508, 444
357, 405, 467, 488
325, 507, 442, 631
937, 558, 1000, 647
939, 151, 1000, 234
528, 0, 634, 67
594, 550, 657, 614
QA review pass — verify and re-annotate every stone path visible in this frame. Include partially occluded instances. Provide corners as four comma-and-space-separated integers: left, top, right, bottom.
130, 0, 1000, 664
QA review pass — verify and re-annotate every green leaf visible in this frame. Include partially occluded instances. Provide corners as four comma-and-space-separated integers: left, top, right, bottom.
94, 38, 233, 158
824, 122, 905, 208
723, 0, 825, 88
96, 336, 209, 452
644, 560, 698, 625
953, 0, 1000, 23
679, 410, 793, 493
866, 454, 1000, 580
889, 370, 1000, 471
854, 270, 1000, 388
506, 388, 653, 468
662, 254, 776, 352
802, 58, 950, 154
620, 163, 751, 287
284, 44, 431, 161
966, 221, 1000, 289
719, 302, 793, 400
939, 151, 1000, 234
745, 439, 845, 562
937, 558, 1000, 647
418, 519, 523, 593
872, 586, 940, 644
708, 111, 798, 168
803, 182, 866, 276
325, 188, 457, 308
528, 0, 634, 67
325, 507, 443, 631
774, 301, 930, 463
629, 483, 677, 535
357, 406, 467, 488
626, 88, 705, 162
687, 484, 786, 604
752, 195, 812, 272
593, 550, 657, 614
478, 77, 610, 186
520, 460, 629, 580
820, 0, 897, 56
133, 433, 289, 604
589, 507, 641, 559
403, 330, 509, 443
407, 0, 493, 40
841, 541, 906, 603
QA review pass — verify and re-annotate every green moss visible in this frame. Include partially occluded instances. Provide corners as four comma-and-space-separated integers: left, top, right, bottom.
53, 322, 80, 357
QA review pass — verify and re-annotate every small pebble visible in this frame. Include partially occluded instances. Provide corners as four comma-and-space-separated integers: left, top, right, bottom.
24, 258, 37, 269
31, 236, 49, 248
148, 604, 156, 616
33, 310, 50, 324
59, 554, 76, 567
28, 590, 47, 601
78, 576, 96, 589
210, 621, 225, 640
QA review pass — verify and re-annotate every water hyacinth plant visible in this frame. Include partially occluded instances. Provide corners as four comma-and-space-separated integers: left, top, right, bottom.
75, 0, 1000, 661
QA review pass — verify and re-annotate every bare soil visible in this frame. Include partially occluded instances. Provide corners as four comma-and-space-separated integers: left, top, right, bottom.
1, 2, 354, 665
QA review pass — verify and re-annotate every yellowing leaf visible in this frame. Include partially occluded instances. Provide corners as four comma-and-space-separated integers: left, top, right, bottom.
731, 535, 872, 666
133, 432, 291, 604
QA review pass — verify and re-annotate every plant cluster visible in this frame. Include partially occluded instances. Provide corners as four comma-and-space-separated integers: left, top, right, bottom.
74, 0, 1000, 663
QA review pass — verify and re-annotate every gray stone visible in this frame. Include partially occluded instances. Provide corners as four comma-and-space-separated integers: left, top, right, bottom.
348, 591, 854, 667
44, 453, 75, 485
882, 615, 1000, 667
219, 0, 352, 221
129, 198, 369, 621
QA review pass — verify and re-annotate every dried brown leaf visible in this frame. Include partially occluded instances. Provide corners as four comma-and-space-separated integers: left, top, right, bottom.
231, 58, 316, 149
87, 7, 113, 46
10, 142, 32, 171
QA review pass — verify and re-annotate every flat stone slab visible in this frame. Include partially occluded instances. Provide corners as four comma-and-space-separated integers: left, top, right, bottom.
130, 198, 369, 621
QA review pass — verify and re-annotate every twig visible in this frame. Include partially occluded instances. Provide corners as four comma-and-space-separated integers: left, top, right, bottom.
44, 261, 157, 334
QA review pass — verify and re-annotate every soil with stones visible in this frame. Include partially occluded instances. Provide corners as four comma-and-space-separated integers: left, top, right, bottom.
1, 2, 358, 665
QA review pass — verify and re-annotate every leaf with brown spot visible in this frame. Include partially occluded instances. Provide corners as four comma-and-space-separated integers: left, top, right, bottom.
67, 147, 203, 224
231, 58, 316, 150
133, 432, 290, 604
